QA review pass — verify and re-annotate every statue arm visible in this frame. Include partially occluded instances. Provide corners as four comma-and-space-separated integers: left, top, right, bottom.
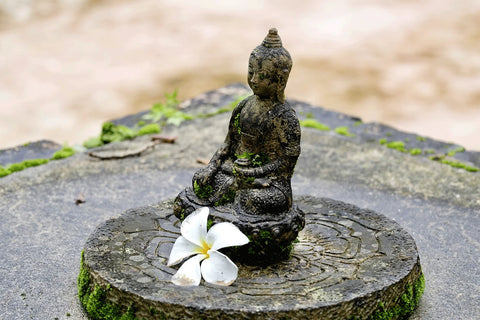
193, 98, 248, 187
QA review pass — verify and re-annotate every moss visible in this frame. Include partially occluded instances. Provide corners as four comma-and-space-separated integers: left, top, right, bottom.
367, 273, 425, 320
206, 219, 214, 230
409, 148, 422, 156
4, 158, 50, 175
83, 136, 104, 149
354, 120, 363, 127
334, 126, 355, 137
236, 152, 269, 167
416, 136, 426, 142
213, 188, 236, 206
51, 146, 75, 160
148, 308, 166, 320
101, 122, 137, 144
78, 251, 140, 320
447, 146, 465, 157
84, 122, 161, 149
142, 90, 193, 126
299, 119, 330, 131
234, 113, 241, 134
7, 162, 27, 173
379, 138, 387, 145
439, 159, 479, 172
193, 180, 213, 199
137, 123, 161, 136
424, 149, 435, 154
385, 141, 406, 152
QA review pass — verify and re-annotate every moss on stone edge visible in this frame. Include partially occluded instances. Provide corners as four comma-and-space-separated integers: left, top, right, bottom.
334, 126, 356, 137
84, 93, 248, 149
78, 251, 144, 320
51, 146, 76, 160
439, 159, 479, 172
366, 273, 425, 320
300, 119, 330, 131
1, 145, 77, 178
137, 123, 161, 136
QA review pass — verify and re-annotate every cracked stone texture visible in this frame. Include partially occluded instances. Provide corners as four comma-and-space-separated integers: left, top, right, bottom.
0, 84, 479, 319
83, 197, 421, 319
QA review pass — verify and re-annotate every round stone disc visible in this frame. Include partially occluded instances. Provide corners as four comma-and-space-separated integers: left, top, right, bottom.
81, 196, 423, 319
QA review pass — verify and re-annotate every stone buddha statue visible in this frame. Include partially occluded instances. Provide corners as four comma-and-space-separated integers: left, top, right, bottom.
174, 28, 304, 265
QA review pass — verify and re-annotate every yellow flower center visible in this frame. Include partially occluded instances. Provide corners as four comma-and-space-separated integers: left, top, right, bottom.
198, 240, 212, 258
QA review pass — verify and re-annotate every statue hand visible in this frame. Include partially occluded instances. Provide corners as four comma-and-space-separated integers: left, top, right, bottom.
193, 165, 216, 187
233, 165, 254, 178
252, 177, 271, 188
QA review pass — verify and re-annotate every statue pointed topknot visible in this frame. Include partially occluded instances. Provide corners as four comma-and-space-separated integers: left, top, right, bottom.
262, 28, 283, 48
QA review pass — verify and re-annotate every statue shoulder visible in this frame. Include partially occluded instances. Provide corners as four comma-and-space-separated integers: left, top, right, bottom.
231, 95, 253, 115
272, 102, 300, 126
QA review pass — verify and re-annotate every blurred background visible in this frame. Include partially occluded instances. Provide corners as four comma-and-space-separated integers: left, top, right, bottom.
1, 0, 479, 150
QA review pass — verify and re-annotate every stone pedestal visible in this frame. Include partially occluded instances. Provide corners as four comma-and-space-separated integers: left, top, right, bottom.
79, 196, 423, 320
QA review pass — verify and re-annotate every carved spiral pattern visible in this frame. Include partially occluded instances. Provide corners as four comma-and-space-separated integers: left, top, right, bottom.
84, 196, 421, 319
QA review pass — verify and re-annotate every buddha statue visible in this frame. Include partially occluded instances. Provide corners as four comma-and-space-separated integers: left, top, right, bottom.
174, 28, 304, 265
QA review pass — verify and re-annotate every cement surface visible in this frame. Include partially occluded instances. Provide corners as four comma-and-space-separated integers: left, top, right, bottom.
0, 84, 479, 319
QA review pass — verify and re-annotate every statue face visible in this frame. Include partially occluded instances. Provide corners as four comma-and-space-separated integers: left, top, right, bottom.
247, 55, 279, 100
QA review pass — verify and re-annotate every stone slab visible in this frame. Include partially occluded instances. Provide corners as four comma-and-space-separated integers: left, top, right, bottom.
82, 197, 422, 319
0, 84, 478, 319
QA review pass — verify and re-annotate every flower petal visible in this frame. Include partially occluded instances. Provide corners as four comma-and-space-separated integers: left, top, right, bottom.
207, 222, 249, 251
201, 250, 239, 286
167, 236, 203, 267
181, 207, 209, 247
171, 254, 206, 286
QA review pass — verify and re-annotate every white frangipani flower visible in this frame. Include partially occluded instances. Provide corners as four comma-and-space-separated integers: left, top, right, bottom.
167, 207, 249, 286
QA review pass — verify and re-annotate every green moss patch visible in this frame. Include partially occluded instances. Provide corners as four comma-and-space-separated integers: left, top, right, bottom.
78, 251, 141, 320
137, 123, 161, 136
83, 122, 163, 149
236, 152, 269, 167
300, 119, 330, 131
385, 141, 406, 152
142, 91, 193, 126
334, 126, 355, 137
0, 166, 12, 177
7, 158, 50, 173
213, 188, 236, 206
409, 148, 422, 156
84, 91, 248, 149
1, 145, 78, 178
367, 273, 425, 320
193, 180, 213, 199
51, 146, 76, 160
447, 146, 465, 157
439, 159, 479, 172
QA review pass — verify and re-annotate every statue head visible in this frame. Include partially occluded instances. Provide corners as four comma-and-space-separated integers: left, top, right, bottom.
248, 28, 292, 103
